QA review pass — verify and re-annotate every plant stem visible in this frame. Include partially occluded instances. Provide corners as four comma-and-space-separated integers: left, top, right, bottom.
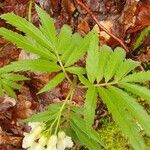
54, 77, 76, 134
65, 89, 74, 125
54, 89, 73, 134
94, 82, 117, 87
55, 51, 72, 84
28, 0, 33, 22
78, 81, 117, 88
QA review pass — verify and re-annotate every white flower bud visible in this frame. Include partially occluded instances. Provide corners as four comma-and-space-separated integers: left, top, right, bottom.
28, 122, 42, 130
45, 145, 57, 150
57, 141, 65, 150
47, 135, 57, 147
22, 123, 44, 149
22, 133, 35, 148
58, 131, 65, 140
39, 135, 47, 146
31, 124, 43, 137
27, 142, 45, 150
64, 136, 74, 148
57, 131, 73, 150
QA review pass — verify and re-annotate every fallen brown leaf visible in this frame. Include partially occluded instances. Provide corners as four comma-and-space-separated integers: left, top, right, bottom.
78, 19, 90, 35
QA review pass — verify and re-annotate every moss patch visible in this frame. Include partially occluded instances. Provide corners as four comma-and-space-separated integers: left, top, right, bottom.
98, 120, 130, 150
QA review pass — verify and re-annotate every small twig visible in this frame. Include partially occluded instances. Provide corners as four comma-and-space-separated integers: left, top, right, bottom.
75, 0, 129, 52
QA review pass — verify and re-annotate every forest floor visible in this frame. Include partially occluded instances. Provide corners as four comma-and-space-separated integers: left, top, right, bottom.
0, 0, 150, 149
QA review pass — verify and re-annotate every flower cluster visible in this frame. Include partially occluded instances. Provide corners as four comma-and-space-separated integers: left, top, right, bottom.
22, 122, 73, 150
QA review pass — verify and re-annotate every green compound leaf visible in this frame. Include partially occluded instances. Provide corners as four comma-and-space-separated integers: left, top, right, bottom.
36, 5, 57, 47
65, 66, 86, 75
86, 30, 99, 83
71, 123, 101, 150
0, 73, 28, 98
109, 86, 150, 136
1, 79, 22, 90
0, 73, 29, 81
64, 31, 91, 67
121, 71, 150, 83
1, 13, 53, 50
119, 82, 150, 102
2, 84, 16, 98
61, 33, 82, 62
38, 73, 65, 94
0, 28, 56, 60
84, 86, 97, 127
70, 113, 102, 150
57, 25, 72, 53
96, 45, 112, 83
78, 75, 92, 86
104, 47, 126, 82
114, 59, 140, 81
25, 103, 63, 122
25, 111, 57, 123
98, 87, 146, 150
0, 59, 61, 74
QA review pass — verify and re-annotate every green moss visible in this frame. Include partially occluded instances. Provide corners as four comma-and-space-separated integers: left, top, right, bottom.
98, 119, 131, 150
78, 118, 150, 150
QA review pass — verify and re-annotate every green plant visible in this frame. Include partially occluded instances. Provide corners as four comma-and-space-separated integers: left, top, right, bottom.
0, 73, 28, 98
0, 5, 150, 150
134, 26, 150, 50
